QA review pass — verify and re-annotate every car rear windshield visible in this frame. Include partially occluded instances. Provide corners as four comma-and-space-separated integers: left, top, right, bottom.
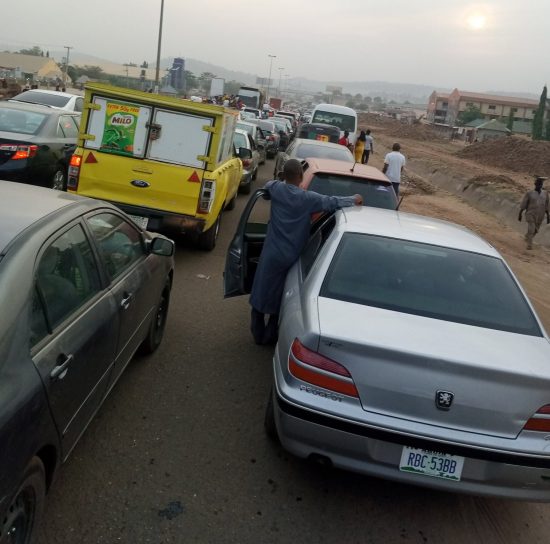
309, 174, 396, 210
233, 132, 248, 149
0, 108, 48, 135
12, 91, 71, 108
237, 123, 254, 136
295, 143, 352, 161
321, 233, 542, 336
312, 111, 355, 131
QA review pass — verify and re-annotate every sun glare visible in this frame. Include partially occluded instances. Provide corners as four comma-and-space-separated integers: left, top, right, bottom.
466, 12, 487, 30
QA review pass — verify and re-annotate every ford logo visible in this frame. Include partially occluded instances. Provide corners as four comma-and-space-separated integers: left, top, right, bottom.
131, 179, 150, 188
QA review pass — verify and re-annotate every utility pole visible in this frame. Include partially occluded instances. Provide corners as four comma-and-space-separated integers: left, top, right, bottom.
154, 0, 165, 93
123, 64, 130, 87
63, 45, 73, 89
277, 67, 284, 97
266, 54, 276, 102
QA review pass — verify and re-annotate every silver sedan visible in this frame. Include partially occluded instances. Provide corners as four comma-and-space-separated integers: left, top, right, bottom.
262, 207, 550, 501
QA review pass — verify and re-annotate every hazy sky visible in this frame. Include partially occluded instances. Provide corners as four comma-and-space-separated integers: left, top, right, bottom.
3, 0, 549, 92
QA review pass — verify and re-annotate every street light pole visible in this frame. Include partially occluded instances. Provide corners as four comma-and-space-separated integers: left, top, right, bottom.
277, 67, 284, 96
266, 54, 276, 102
63, 45, 73, 89
154, 0, 165, 93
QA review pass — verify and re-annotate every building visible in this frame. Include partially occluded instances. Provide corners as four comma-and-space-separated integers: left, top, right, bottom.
466, 119, 511, 142
427, 88, 539, 127
169, 57, 185, 91
0, 52, 63, 82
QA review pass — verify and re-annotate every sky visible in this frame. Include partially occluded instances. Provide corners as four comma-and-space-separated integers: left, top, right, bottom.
3, 0, 549, 93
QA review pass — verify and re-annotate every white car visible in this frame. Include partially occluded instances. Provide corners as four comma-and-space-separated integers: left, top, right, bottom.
9, 89, 84, 112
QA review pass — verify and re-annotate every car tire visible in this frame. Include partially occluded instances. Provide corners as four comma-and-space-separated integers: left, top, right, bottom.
252, 168, 258, 181
139, 281, 171, 354
264, 387, 279, 442
197, 213, 221, 251
1, 457, 46, 544
240, 181, 252, 195
51, 167, 66, 191
225, 190, 237, 211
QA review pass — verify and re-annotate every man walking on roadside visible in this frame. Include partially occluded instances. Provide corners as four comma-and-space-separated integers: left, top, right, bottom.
383, 143, 406, 197
362, 129, 374, 164
519, 176, 549, 250
250, 159, 363, 345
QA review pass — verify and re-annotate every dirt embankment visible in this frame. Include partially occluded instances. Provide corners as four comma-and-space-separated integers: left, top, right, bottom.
457, 136, 550, 177
358, 113, 441, 142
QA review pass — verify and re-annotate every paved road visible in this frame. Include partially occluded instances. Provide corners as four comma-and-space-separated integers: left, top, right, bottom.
39, 161, 549, 544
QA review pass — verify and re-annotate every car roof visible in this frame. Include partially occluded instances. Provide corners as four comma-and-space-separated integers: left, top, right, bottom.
303, 158, 391, 183
337, 207, 499, 257
15, 89, 80, 99
293, 138, 346, 151
0, 101, 59, 114
236, 121, 256, 128
0, 181, 94, 255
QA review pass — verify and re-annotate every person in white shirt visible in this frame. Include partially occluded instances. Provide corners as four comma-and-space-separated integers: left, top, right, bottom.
383, 143, 406, 197
363, 129, 374, 164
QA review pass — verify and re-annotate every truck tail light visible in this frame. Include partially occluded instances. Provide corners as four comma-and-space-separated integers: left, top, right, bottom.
288, 339, 359, 398
0, 144, 38, 160
67, 154, 82, 190
197, 179, 216, 215
524, 405, 550, 432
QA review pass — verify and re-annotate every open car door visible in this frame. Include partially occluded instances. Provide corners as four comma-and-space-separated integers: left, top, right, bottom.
224, 189, 270, 298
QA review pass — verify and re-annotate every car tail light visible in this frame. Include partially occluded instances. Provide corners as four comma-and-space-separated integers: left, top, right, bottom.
524, 405, 550, 432
0, 144, 38, 160
267, 135, 275, 141
197, 178, 216, 215
67, 154, 82, 190
288, 339, 359, 398
242, 159, 251, 168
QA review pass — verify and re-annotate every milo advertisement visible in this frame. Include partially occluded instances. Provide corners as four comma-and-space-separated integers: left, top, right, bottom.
101, 101, 141, 156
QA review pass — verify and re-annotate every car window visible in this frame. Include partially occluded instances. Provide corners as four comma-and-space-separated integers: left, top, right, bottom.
36, 224, 101, 329
75, 97, 84, 112
321, 233, 542, 336
311, 111, 356, 131
87, 213, 145, 280
30, 287, 49, 347
236, 123, 254, 136
11, 90, 71, 108
0, 107, 48, 135
233, 131, 249, 149
309, 174, 397, 210
301, 215, 337, 278
294, 143, 353, 161
57, 115, 79, 138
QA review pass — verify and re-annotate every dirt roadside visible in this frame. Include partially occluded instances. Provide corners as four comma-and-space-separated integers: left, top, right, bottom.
361, 122, 550, 329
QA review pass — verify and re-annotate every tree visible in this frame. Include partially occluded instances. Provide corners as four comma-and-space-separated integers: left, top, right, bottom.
72, 65, 105, 80
184, 70, 197, 91
457, 105, 483, 125
532, 85, 547, 140
354, 93, 363, 101
365, 96, 373, 104
198, 72, 217, 93
373, 96, 383, 103
225, 80, 242, 95
345, 100, 356, 109
506, 108, 514, 132
17, 46, 43, 56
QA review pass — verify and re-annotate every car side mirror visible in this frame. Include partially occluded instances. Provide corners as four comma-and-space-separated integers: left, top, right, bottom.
237, 147, 252, 159
151, 236, 175, 256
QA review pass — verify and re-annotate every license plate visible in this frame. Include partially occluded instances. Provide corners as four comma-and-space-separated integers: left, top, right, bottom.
316, 135, 329, 142
399, 446, 464, 481
128, 214, 149, 230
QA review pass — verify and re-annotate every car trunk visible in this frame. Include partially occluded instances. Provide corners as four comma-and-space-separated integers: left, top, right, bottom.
316, 297, 550, 439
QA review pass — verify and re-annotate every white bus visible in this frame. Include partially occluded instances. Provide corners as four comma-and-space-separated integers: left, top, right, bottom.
311, 104, 358, 144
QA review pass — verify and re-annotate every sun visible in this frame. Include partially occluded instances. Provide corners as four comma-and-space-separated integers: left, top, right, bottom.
466, 12, 487, 30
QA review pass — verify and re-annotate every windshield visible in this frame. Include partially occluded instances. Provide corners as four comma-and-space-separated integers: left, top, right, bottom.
294, 143, 353, 161
233, 132, 249, 149
12, 91, 71, 108
236, 123, 254, 136
312, 111, 356, 131
309, 174, 397, 210
321, 234, 542, 336
271, 120, 288, 132
0, 107, 48, 135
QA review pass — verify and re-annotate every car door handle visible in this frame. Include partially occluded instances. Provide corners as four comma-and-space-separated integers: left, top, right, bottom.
50, 354, 74, 381
120, 292, 133, 310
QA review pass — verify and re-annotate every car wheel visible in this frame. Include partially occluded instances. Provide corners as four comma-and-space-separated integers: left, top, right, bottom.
51, 168, 66, 191
252, 168, 258, 181
139, 281, 171, 354
225, 190, 237, 211
197, 213, 221, 251
264, 387, 279, 442
0, 457, 46, 544
239, 181, 252, 195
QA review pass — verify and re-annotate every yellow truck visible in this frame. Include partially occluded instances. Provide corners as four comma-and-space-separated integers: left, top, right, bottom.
67, 83, 244, 250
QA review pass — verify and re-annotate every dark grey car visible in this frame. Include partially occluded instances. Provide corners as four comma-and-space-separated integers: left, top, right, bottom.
0, 180, 175, 543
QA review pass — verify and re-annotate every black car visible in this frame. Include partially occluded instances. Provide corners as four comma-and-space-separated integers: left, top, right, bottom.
0, 181, 175, 543
298, 122, 340, 144
0, 102, 80, 190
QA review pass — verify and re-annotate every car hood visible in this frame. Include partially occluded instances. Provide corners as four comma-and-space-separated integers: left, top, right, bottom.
317, 297, 550, 439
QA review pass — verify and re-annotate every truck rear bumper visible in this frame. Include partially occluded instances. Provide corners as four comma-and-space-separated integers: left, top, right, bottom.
107, 201, 206, 234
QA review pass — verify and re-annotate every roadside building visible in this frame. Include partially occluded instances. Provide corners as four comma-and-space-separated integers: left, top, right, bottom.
428, 88, 539, 128
0, 52, 63, 83
468, 119, 511, 142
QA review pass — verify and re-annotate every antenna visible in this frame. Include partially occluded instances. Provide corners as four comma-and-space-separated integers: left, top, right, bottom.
350, 161, 357, 174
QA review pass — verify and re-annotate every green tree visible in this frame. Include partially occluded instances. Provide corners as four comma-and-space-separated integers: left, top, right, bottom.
354, 93, 363, 101
532, 85, 547, 140
507, 108, 514, 132
457, 105, 483, 125
225, 80, 243, 95
17, 46, 43, 56
198, 72, 217, 93
345, 100, 356, 109
545, 118, 550, 142
75, 65, 105, 79
365, 96, 373, 104
184, 70, 197, 91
